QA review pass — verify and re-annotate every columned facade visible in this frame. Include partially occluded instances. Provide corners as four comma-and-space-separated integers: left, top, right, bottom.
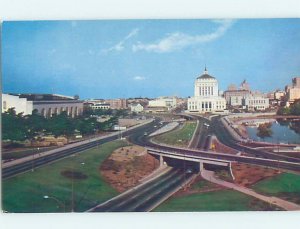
188, 67, 226, 113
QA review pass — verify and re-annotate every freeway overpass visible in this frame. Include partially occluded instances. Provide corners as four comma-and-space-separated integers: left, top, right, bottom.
146, 146, 300, 172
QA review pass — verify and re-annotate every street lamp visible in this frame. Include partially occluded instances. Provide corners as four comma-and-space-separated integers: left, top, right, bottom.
43, 195, 66, 212
32, 153, 35, 172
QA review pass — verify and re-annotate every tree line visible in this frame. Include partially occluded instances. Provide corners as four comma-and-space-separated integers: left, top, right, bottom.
277, 99, 300, 115
2, 108, 126, 142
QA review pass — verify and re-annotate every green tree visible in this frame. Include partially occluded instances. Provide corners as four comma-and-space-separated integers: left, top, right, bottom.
2, 108, 27, 141
46, 112, 76, 137
290, 100, 300, 115
24, 109, 48, 139
75, 117, 97, 135
277, 107, 290, 115
257, 123, 273, 139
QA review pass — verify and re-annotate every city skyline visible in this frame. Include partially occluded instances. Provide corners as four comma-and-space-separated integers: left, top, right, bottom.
2, 19, 300, 99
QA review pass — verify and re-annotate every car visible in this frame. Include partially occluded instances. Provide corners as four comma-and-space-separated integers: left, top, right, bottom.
186, 169, 193, 174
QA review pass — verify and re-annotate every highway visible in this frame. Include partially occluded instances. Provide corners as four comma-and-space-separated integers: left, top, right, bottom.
2, 119, 158, 179
89, 168, 193, 212
4, 114, 300, 179
210, 115, 300, 163
178, 113, 300, 163
127, 117, 300, 172
4, 114, 300, 213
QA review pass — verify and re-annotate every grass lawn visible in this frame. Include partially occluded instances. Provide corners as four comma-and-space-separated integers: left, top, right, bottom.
153, 121, 197, 147
191, 179, 219, 190
252, 173, 300, 204
2, 140, 129, 213
154, 189, 281, 212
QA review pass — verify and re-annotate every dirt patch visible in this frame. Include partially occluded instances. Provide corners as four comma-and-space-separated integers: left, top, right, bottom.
232, 162, 281, 187
212, 138, 243, 155
61, 170, 88, 180
173, 175, 225, 197
100, 145, 159, 192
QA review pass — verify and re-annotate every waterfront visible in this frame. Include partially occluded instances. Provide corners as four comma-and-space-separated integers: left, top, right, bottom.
246, 121, 300, 144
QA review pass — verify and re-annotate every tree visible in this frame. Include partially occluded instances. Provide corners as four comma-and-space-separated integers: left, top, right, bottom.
2, 108, 28, 141
24, 109, 48, 139
75, 117, 97, 135
290, 100, 300, 115
46, 112, 76, 137
257, 123, 273, 139
277, 107, 290, 115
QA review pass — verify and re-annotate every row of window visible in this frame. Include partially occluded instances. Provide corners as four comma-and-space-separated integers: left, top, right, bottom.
40, 106, 82, 117
248, 99, 267, 105
198, 86, 214, 96
188, 101, 225, 111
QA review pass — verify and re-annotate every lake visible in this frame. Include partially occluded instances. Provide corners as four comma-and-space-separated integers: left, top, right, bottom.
246, 121, 300, 144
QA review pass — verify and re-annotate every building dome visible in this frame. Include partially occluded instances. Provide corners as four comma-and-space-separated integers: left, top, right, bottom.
196, 66, 215, 80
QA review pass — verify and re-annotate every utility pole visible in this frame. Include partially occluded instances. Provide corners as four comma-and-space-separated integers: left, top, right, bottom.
31, 153, 34, 172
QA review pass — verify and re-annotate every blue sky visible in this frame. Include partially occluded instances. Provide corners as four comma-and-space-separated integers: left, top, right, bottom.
2, 19, 300, 99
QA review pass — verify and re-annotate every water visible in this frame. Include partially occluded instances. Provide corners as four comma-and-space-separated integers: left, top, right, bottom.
246, 121, 300, 144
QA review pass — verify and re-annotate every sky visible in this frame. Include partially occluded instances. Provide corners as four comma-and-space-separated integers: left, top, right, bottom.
2, 19, 300, 99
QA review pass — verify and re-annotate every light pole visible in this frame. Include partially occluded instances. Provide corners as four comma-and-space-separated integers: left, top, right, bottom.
31, 153, 35, 172
43, 195, 66, 212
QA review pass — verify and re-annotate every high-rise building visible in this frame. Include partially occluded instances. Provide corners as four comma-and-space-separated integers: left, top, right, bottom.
224, 79, 251, 107
285, 77, 300, 105
105, 99, 127, 109
240, 79, 250, 91
292, 77, 300, 88
187, 67, 226, 113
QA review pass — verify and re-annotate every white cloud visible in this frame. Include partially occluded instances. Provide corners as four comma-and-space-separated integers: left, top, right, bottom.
103, 28, 139, 53
133, 76, 146, 81
132, 20, 235, 53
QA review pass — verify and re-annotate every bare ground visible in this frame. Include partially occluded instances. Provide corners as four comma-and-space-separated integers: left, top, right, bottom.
100, 145, 159, 192
232, 162, 281, 187
212, 138, 243, 155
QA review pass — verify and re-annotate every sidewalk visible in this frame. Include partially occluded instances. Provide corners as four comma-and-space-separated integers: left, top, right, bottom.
149, 122, 179, 137
201, 169, 300, 211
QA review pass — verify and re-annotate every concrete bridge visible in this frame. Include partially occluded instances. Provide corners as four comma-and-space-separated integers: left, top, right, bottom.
147, 147, 231, 172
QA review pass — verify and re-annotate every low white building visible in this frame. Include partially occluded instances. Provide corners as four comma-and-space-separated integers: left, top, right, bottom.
2, 93, 83, 117
242, 96, 269, 111
2, 94, 33, 115
148, 96, 177, 110
130, 103, 144, 113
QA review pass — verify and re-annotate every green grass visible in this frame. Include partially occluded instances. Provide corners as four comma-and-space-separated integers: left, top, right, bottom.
2, 140, 129, 213
153, 121, 197, 147
252, 173, 300, 204
191, 179, 218, 190
154, 190, 281, 212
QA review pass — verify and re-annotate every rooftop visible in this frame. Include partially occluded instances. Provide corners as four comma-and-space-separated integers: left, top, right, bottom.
196, 67, 215, 80
9, 93, 78, 101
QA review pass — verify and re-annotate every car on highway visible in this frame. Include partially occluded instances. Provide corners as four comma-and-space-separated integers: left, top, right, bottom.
186, 169, 193, 174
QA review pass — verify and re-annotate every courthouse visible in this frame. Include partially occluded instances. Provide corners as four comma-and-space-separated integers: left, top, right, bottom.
188, 67, 226, 113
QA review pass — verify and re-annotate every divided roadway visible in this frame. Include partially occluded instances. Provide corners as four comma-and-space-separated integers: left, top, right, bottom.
89, 168, 193, 212
128, 118, 300, 172
2, 119, 161, 179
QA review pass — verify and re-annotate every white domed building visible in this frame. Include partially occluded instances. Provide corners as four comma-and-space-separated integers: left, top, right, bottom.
187, 67, 226, 113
